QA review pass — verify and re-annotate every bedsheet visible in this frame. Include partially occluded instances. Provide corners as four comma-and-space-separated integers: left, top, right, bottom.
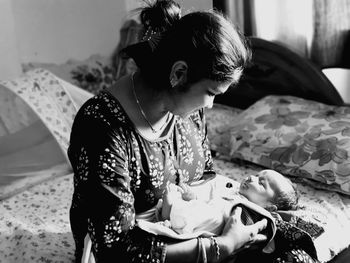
215, 156, 350, 263
0, 173, 74, 262
1, 156, 350, 262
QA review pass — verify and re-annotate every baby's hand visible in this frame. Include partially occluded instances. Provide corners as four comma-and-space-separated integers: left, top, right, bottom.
179, 183, 197, 201
156, 219, 172, 229
161, 183, 182, 220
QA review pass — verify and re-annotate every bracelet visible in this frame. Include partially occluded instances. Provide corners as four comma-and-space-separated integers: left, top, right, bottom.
161, 242, 167, 263
196, 238, 201, 263
209, 236, 220, 261
200, 237, 207, 263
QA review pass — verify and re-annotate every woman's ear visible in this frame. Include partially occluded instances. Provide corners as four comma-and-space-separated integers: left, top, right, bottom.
169, 61, 188, 88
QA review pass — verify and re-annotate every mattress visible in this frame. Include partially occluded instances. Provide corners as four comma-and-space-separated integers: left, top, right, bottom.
0, 172, 75, 262
1, 155, 350, 262
214, 156, 350, 263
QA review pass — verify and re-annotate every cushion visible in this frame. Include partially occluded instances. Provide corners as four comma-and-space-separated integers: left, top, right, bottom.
228, 95, 350, 195
204, 104, 242, 156
22, 54, 117, 95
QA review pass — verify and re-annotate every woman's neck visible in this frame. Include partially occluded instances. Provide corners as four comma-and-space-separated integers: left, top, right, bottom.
132, 71, 170, 122
130, 71, 175, 140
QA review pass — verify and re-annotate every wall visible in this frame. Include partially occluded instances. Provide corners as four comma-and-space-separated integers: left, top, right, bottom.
12, 0, 127, 64
0, 0, 211, 79
13, 0, 211, 65
125, 0, 212, 15
0, 0, 22, 79
179, 0, 212, 13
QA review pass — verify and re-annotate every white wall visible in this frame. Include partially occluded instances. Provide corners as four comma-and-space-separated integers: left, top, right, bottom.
13, 0, 211, 65
0, 0, 22, 80
125, 0, 212, 14
12, 0, 128, 64
180, 0, 212, 12
0, 0, 212, 79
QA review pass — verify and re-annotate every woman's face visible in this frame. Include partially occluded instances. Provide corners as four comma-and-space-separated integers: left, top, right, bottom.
169, 79, 231, 118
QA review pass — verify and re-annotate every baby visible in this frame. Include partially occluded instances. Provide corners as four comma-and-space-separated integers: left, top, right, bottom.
158, 169, 299, 236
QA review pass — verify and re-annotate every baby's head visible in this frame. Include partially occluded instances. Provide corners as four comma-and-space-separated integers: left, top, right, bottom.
239, 169, 299, 211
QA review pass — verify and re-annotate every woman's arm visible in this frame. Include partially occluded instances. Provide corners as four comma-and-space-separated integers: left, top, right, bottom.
165, 238, 202, 263
165, 233, 232, 263
165, 207, 268, 263
69, 111, 167, 262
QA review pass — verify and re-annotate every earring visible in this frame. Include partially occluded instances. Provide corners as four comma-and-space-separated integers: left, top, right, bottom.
170, 78, 176, 88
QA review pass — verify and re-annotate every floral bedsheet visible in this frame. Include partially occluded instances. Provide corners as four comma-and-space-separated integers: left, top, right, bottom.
0, 173, 74, 263
215, 156, 350, 263
1, 156, 350, 262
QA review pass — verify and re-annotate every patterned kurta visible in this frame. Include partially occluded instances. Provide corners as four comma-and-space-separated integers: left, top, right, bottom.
68, 90, 214, 262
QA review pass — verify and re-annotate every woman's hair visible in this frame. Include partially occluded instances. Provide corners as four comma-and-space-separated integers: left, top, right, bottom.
123, 0, 251, 89
272, 179, 300, 211
139, 0, 181, 33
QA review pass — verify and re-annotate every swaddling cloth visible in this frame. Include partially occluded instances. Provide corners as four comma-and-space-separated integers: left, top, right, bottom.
169, 197, 230, 235
137, 174, 276, 253
169, 194, 276, 252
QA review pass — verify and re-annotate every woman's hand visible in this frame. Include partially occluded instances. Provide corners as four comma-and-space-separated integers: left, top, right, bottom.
218, 206, 268, 257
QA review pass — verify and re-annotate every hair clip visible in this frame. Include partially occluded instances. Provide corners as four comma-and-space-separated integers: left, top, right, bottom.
141, 26, 162, 51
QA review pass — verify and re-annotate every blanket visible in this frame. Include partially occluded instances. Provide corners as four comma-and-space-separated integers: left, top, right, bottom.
81, 175, 319, 263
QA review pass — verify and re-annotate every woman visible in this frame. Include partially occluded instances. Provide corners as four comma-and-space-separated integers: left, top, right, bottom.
68, 0, 268, 262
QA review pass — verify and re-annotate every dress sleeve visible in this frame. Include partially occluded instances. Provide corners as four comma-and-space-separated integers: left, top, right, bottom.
69, 114, 167, 262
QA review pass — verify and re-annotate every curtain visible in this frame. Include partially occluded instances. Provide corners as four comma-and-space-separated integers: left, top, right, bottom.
311, 0, 350, 67
213, 0, 350, 68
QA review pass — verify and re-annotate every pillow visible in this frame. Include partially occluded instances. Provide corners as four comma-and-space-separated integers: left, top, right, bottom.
228, 95, 350, 195
22, 54, 117, 94
205, 103, 242, 156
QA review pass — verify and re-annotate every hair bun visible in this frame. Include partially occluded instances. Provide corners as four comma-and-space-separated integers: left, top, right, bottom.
140, 0, 181, 32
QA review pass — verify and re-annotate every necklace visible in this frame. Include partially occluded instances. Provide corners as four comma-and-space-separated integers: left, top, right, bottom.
131, 73, 171, 134
169, 137, 181, 185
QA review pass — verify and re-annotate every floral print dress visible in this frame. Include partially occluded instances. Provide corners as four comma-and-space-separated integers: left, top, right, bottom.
68, 90, 214, 262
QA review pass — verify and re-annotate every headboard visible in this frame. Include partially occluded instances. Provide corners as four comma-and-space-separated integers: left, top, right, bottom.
215, 37, 344, 109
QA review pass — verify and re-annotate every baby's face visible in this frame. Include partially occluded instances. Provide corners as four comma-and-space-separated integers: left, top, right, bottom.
239, 169, 292, 207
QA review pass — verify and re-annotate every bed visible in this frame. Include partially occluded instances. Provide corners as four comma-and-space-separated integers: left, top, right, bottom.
1, 37, 350, 263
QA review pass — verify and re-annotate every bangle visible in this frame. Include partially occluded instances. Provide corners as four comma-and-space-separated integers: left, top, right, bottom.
161, 242, 167, 263
200, 238, 207, 263
197, 237, 207, 263
209, 236, 220, 261
196, 238, 201, 263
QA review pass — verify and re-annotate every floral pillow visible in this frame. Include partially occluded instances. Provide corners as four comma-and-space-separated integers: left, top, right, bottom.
22, 54, 117, 95
229, 95, 350, 195
205, 103, 242, 156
